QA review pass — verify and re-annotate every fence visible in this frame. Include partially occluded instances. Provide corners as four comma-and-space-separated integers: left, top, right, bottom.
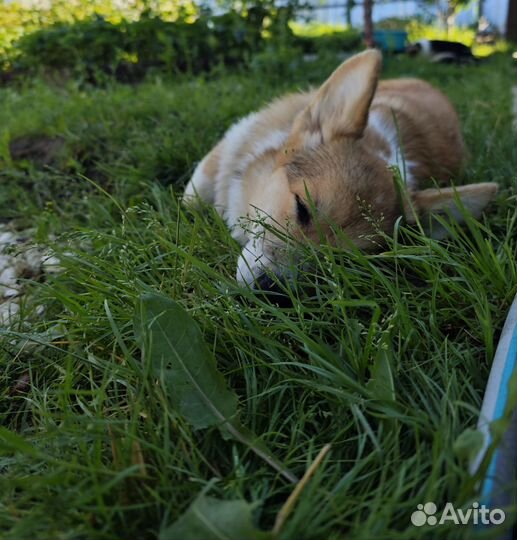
297, 0, 428, 26
297, 0, 507, 32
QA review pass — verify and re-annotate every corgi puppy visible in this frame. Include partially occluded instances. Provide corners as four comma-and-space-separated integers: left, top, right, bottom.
184, 50, 497, 289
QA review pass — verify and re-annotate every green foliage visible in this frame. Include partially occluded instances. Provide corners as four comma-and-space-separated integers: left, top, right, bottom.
0, 0, 197, 60
14, 16, 126, 73
134, 293, 241, 432
453, 428, 484, 462
160, 491, 271, 540
8, 10, 280, 80
376, 16, 418, 30
293, 29, 361, 54
0, 0, 304, 80
290, 22, 361, 54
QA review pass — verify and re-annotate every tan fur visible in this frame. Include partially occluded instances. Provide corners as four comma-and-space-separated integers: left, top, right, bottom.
373, 79, 465, 181
184, 50, 498, 286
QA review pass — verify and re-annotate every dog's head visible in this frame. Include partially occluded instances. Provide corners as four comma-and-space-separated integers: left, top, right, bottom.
237, 50, 497, 289
405, 41, 424, 56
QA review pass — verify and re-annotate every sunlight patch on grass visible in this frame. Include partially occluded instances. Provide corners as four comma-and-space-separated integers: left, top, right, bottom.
289, 21, 350, 37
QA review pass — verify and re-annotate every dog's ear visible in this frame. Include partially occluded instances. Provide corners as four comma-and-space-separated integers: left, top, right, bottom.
289, 49, 382, 147
404, 183, 498, 239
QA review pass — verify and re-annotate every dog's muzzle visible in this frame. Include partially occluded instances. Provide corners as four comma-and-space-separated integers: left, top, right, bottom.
236, 238, 267, 287
236, 237, 295, 306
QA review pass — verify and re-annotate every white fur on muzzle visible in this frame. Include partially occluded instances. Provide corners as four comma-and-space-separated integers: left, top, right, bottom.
236, 232, 298, 288
236, 237, 272, 287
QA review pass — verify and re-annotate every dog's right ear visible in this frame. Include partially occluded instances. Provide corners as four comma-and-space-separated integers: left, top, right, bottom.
287, 49, 382, 150
404, 182, 498, 239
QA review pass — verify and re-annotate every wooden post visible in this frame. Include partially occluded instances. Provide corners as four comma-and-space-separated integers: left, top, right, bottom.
478, 0, 484, 19
507, 0, 517, 42
363, 0, 374, 48
346, 0, 354, 27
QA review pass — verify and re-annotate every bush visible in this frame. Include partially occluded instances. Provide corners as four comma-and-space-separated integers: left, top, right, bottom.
289, 22, 361, 54
293, 29, 361, 54
13, 16, 124, 72
4, 7, 296, 82
0, 0, 199, 61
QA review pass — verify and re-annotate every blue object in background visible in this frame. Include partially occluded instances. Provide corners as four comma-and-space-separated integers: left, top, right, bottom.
372, 30, 408, 52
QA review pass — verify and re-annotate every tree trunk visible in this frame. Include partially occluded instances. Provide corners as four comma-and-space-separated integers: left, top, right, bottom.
477, 0, 484, 19
363, 0, 374, 48
446, 1, 456, 37
507, 0, 517, 42
346, 0, 354, 27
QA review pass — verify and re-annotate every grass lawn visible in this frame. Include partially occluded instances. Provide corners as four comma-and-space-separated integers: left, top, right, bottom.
1, 51, 516, 539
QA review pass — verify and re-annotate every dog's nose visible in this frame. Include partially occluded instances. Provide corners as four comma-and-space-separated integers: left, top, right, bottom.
255, 273, 292, 307
256, 273, 276, 291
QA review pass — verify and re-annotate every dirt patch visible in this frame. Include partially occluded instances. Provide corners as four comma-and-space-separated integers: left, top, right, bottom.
9, 134, 65, 166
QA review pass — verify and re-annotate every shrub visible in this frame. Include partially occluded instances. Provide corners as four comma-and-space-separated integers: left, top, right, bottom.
293, 29, 361, 54
0, 0, 199, 62
4, 7, 297, 82
288, 22, 361, 54
13, 16, 124, 72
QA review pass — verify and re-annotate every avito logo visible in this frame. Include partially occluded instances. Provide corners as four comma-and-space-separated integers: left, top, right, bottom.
410, 501, 505, 527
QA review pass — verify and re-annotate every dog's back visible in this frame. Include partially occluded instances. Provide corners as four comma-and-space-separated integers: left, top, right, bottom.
369, 79, 465, 184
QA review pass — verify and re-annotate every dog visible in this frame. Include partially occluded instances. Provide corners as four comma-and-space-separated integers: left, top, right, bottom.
406, 39, 478, 64
184, 50, 497, 289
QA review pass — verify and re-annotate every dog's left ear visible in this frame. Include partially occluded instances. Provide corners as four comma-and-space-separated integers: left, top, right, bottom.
404, 182, 498, 239
289, 49, 382, 147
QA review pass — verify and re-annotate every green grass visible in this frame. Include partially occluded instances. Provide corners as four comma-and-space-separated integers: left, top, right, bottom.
1, 51, 517, 539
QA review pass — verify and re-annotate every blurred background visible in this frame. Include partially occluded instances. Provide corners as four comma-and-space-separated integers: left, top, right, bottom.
0, 0, 515, 84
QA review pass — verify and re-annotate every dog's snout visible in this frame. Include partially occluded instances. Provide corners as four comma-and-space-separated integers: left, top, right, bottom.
256, 273, 276, 291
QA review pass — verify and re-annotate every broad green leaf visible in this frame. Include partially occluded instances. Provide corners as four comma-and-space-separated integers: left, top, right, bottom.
134, 293, 297, 483
135, 292, 238, 431
453, 428, 484, 462
160, 493, 271, 540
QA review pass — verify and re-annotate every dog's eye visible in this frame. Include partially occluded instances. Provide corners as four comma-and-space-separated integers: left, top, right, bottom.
295, 195, 311, 226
